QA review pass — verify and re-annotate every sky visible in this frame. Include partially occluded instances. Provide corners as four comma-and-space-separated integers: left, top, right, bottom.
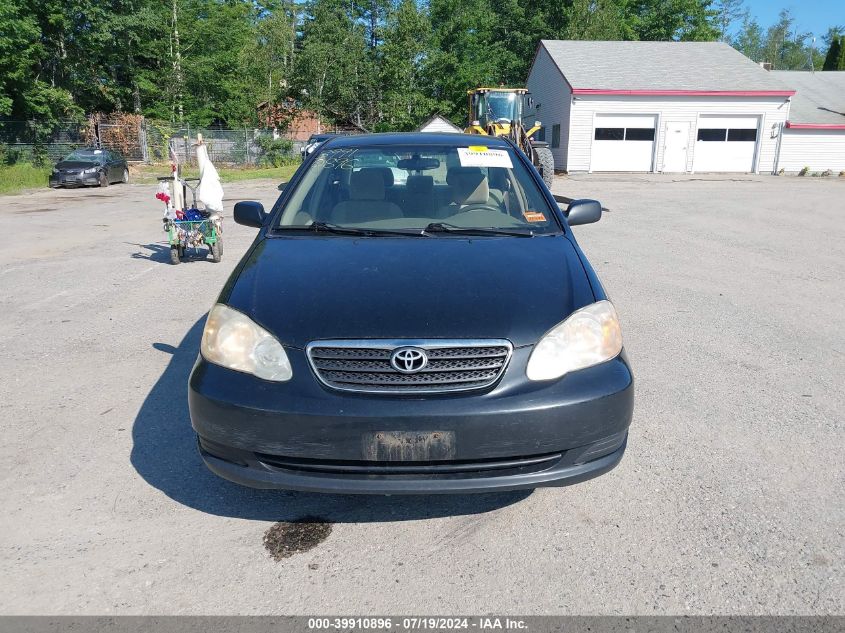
742, 0, 845, 41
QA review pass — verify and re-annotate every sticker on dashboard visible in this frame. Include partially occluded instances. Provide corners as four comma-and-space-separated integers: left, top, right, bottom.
523, 211, 546, 223
457, 147, 513, 169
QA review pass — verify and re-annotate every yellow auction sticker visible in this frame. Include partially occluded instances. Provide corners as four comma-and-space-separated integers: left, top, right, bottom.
468, 146, 488, 152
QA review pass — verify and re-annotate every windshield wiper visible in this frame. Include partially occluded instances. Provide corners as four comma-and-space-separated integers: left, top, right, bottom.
422, 222, 535, 237
277, 221, 418, 237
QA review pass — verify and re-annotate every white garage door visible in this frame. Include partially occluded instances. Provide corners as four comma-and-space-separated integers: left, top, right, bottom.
693, 116, 759, 172
591, 114, 656, 172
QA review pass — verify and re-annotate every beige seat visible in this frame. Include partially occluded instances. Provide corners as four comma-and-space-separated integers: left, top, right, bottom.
437, 167, 490, 218
403, 175, 435, 217
331, 169, 403, 224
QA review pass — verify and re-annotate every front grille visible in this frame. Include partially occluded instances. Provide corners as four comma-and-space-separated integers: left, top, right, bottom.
257, 452, 562, 477
306, 339, 513, 394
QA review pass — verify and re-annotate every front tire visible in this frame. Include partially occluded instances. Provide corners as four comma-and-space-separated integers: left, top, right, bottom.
169, 246, 181, 265
121, 168, 129, 184
99, 171, 109, 187
533, 146, 555, 189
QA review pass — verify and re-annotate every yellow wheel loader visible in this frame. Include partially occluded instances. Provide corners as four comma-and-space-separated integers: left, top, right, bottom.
464, 87, 556, 188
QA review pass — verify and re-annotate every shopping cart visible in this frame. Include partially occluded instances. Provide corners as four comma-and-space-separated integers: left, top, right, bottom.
158, 176, 223, 265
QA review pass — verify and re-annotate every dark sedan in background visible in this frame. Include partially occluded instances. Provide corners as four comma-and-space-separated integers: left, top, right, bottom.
49, 147, 129, 188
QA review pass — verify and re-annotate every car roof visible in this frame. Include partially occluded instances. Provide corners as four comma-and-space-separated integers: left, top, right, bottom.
323, 132, 512, 149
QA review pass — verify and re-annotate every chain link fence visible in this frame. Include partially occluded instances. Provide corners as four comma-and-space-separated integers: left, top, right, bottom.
1, 119, 302, 166
0, 120, 89, 163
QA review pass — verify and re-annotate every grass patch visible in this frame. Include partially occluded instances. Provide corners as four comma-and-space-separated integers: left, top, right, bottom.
131, 163, 299, 185
0, 163, 52, 195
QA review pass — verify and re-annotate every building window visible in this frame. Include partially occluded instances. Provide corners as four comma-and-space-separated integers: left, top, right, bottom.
552, 124, 561, 148
536, 127, 545, 142
594, 127, 624, 141
697, 128, 727, 141
727, 128, 757, 142
625, 128, 656, 141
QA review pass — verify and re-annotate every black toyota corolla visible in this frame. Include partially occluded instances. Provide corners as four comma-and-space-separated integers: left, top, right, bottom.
189, 133, 633, 494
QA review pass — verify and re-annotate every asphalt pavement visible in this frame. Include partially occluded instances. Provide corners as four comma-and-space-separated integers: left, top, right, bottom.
0, 172, 842, 614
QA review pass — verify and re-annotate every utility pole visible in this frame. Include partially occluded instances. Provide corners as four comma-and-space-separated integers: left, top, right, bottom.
171, 0, 185, 125
809, 37, 816, 72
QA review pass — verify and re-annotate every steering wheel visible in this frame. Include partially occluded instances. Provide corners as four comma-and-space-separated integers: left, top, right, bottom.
455, 202, 507, 215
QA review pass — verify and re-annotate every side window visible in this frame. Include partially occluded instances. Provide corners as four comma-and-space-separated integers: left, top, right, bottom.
536, 127, 546, 142
551, 124, 561, 148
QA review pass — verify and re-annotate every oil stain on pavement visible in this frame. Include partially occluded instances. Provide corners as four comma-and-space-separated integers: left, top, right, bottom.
263, 516, 333, 560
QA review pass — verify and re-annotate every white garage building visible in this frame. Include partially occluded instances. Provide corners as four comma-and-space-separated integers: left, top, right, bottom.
771, 71, 845, 173
526, 40, 796, 174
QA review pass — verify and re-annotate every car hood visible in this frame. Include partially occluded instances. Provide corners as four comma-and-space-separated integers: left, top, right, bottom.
223, 234, 596, 349
55, 161, 100, 170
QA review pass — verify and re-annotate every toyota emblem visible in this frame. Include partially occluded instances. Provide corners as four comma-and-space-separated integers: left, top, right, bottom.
390, 347, 429, 373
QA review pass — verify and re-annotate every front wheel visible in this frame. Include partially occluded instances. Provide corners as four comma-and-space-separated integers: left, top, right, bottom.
169, 245, 180, 265
533, 146, 555, 189
99, 171, 109, 187
121, 168, 129, 184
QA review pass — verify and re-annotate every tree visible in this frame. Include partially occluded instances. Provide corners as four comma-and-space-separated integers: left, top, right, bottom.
625, 0, 720, 41
761, 10, 813, 70
563, 0, 629, 40
379, 0, 439, 131
426, 0, 500, 122
823, 35, 843, 70
732, 12, 763, 61
292, 0, 376, 131
713, 0, 745, 41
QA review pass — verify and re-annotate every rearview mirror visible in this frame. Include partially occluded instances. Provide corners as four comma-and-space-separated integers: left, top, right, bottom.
397, 156, 440, 171
564, 199, 602, 226
234, 201, 267, 228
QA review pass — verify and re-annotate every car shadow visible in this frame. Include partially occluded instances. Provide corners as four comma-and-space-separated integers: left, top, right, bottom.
130, 317, 531, 523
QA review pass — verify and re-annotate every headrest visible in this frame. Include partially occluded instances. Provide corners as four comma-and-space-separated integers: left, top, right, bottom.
370, 167, 394, 188
446, 167, 488, 205
406, 174, 434, 194
350, 169, 386, 201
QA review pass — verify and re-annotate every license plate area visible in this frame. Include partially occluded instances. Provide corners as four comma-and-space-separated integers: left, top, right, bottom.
362, 431, 456, 461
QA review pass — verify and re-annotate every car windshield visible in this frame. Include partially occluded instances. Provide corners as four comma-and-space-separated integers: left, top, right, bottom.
276, 143, 559, 234
65, 149, 105, 161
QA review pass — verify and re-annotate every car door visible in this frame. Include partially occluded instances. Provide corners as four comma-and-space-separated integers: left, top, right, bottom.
105, 151, 118, 181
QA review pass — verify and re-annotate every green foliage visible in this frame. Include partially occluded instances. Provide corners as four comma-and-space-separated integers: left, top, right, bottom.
3, 0, 842, 137
0, 163, 53, 195
626, 0, 719, 41
378, 0, 441, 131
255, 135, 295, 167
823, 35, 844, 70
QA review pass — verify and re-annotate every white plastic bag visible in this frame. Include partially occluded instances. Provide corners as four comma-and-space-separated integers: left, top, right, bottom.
196, 143, 224, 213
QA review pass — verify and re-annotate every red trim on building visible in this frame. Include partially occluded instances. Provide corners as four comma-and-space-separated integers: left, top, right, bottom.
570, 88, 796, 97
785, 121, 845, 130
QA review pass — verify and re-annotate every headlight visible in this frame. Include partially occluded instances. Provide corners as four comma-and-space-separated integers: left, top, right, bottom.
526, 300, 623, 381
200, 304, 292, 381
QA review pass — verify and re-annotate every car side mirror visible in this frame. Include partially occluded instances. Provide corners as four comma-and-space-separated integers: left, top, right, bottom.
277, 182, 287, 191
564, 199, 602, 226
234, 201, 267, 228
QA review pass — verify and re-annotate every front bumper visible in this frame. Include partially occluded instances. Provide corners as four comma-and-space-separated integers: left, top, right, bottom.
189, 346, 634, 494
49, 172, 100, 187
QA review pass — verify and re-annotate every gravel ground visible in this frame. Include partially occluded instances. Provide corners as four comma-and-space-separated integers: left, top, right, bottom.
0, 173, 843, 615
